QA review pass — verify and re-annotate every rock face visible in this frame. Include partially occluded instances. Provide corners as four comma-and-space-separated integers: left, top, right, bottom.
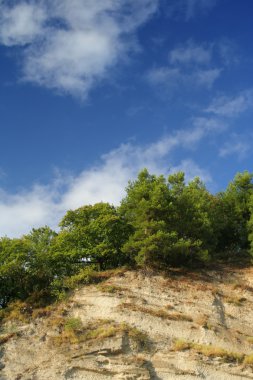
2, 267, 253, 379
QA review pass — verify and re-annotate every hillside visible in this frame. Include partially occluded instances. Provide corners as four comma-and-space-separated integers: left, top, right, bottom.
1, 267, 253, 379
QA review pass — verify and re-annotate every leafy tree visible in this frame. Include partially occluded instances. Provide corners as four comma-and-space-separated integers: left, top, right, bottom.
23, 227, 58, 291
213, 171, 253, 257
58, 202, 132, 269
120, 169, 208, 266
0, 237, 30, 307
120, 169, 172, 265
167, 174, 215, 253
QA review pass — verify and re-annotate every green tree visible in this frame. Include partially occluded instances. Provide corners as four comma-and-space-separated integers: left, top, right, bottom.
213, 171, 253, 257
58, 202, 132, 269
120, 169, 208, 266
0, 237, 30, 307
23, 227, 58, 291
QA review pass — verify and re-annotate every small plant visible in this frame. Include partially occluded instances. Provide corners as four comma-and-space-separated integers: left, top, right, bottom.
244, 354, 253, 365
127, 327, 150, 350
98, 284, 126, 294
173, 339, 244, 363
3, 300, 32, 323
173, 339, 191, 351
120, 303, 193, 322
64, 317, 83, 332
0, 332, 16, 345
224, 296, 247, 306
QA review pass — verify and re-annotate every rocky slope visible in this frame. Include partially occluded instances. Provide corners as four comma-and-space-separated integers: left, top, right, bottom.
1, 266, 253, 379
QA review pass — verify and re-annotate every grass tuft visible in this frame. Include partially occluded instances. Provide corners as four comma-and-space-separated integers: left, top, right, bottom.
173, 339, 244, 363
120, 303, 193, 322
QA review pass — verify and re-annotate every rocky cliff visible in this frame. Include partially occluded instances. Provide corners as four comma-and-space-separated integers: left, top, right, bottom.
1, 267, 253, 379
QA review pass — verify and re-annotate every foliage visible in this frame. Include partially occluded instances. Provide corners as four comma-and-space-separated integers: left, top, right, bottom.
58, 202, 133, 269
1, 169, 253, 309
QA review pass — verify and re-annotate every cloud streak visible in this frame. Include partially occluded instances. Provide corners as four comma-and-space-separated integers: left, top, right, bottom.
205, 89, 253, 117
147, 40, 222, 93
167, 0, 217, 20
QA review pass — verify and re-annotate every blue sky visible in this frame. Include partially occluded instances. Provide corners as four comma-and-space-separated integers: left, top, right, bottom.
0, 0, 253, 237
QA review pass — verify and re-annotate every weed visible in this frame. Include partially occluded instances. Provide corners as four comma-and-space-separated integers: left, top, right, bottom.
0, 333, 16, 345
244, 354, 253, 365
173, 339, 244, 363
173, 339, 191, 351
64, 317, 83, 332
224, 296, 247, 306
120, 303, 193, 322
98, 284, 126, 294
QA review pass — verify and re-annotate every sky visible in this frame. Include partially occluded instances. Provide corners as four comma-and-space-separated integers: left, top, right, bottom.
0, 0, 253, 237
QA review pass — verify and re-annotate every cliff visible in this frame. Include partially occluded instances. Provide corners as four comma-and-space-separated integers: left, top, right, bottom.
1, 267, 253, 379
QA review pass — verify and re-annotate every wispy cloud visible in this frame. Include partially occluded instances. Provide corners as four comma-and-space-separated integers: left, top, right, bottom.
147, 40, 222, 93
0, 0, 158, 98
169, 40, 212, 65
0, 122, 219, 238
205, 90, 253, 117
147, 65, 221, 91
219, 134, 251, 159
167, 0, 217, 20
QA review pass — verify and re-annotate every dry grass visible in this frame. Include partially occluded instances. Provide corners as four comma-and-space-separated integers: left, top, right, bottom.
224, 296, 247, 306
0, 333, 16, 345
173, 339, 244, 363
244, 354, 253, 366
195, 315, 215, 330
232, 281, 253, 293
48, 314, 150, 351
120, 303, 193, 322
98, 284, 127, 294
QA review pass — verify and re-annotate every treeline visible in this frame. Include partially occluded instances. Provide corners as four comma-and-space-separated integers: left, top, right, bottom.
1, 169, 253, 308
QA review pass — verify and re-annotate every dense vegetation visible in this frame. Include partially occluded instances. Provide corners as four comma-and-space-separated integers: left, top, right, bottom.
1, 169, 253, 308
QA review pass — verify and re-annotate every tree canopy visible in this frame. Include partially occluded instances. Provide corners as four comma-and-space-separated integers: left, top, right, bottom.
1, 169, 253, 308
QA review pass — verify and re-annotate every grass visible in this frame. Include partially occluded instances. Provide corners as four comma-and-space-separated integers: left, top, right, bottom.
195, 315, 215, 330
120, 303, 193, 322
173, 339, 244, 363
232, 281, 253, 293
0, 332, 16, 345
224, 296, 247, 306
48, 315, 150, 351
244, 354, 253, 365
97, 284, 127, 294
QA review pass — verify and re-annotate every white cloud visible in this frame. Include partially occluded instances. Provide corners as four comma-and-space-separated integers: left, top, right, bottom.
0, 0, 158, 97
195, 68, 221, 88
205, 90, 253, 117
169, 40, 211, 65
147, 66, 221, 90
184, 0, 217, 19
193, 116, 227, 133
167, 0, 217, 20
0, 124, 216, 238
147, 40, 222, 92
0, 2, 46, 46
219, 135, 251, 159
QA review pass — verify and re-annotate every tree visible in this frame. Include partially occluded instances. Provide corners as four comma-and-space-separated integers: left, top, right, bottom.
23, 227, 58, 291
120, 169, 209, 266
213, 171, 253, 257
0, 237, 30, 307
58, 202, 132, 269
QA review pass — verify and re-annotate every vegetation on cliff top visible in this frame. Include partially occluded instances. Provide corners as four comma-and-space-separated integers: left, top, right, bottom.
1, 169, 253, 308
